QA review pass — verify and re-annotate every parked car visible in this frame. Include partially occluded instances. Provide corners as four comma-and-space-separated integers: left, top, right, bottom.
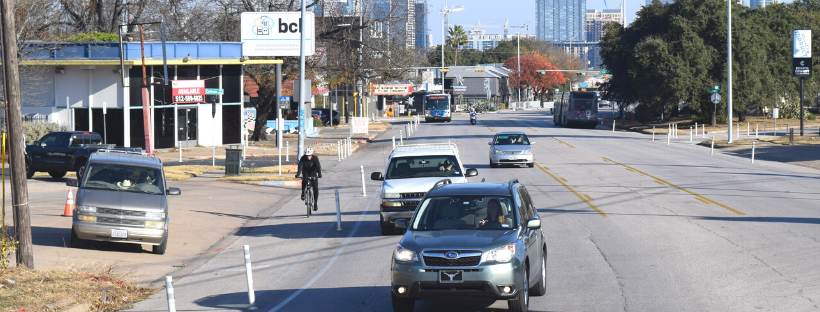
24, 131, 138, 179
390, 179, 547, 312
66, 149, 180, 254
371, 143, 478, 235
489, 131, 535, 168
312, 109, 341, 125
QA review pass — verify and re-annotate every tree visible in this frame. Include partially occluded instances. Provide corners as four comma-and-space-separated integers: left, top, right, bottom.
503, 53, 564, 102
446, 25, 468, 66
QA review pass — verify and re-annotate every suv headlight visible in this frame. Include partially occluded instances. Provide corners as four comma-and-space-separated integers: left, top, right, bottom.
482, 244, 516, 263
383, 193, 401, 199
145, 212, 166, 219
394, 245, 419, 262
77, 205, 96, 213
493, 149, 503, 155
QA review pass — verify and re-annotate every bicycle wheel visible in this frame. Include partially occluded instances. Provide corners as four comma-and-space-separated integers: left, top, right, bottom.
305, 186, 313, 218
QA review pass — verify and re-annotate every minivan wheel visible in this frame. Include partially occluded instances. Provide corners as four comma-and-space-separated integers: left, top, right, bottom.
70, 228, 85, 249
530, 253, 547, 296
508, 266, 529, 312
152, 233, 168, 255
391, 292, 415, 312
48, 171, 67, 179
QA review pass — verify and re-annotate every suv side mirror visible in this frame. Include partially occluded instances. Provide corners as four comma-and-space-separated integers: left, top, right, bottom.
530, 141, 535, 145
167, 187, 181, 195
33, 140, 40, 146
40, 142, 47, 147
526, 217, 541, 229
465, 168, 478, 177
395, 219, 408, 229
370, 172, 384, 181
66, 178, 79, 187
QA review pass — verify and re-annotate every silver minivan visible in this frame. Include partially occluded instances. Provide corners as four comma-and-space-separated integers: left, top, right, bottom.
67, 150, 180, 254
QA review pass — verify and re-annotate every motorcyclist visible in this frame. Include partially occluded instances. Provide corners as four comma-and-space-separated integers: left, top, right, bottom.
296, 147, 322, 211
470, 110, 477, 124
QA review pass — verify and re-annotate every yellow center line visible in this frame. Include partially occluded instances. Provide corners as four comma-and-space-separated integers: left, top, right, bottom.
584, 194, 593, 200
550, 137, 576, 148
561, 177, 568, 182
480, 120, 494, 132
535, 162, 607, 217
654, 181, 666, 185
601, 157, 744, 215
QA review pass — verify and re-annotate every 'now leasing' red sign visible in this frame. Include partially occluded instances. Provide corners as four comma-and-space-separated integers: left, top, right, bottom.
171, 80, 206, 103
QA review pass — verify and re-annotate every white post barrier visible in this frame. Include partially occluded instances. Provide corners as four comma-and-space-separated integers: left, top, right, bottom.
612, 120, 615, 132
243, 245, 258, 310
335, 190, 342, 231
392, 136, 396, 149
286, 141, 289, 162
178, 142, 182, 162
165, 276, 176, 312
667, 131, 670, 145
737, 123, 740, 139
702, 124, 706, 138
337, 141, 341, 161
652, 126, 655, 141
674, 124, 677, 138
751, 142, 756, 164
348, 138, 352, 157
243, 134, 247, 160
695, 122, 698, 136
764, 122, 767, 136
212, 143, 215, 167
711, 136, 715, 155
747, 122, 750, 136
278, 143, 282, 175
360, 165, 366, 196
756, 124, 759, 138
690, 127, 693, 142
400, 130, 403, 145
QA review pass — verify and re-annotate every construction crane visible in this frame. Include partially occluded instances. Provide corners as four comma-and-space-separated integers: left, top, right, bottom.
462, 19, 529, 38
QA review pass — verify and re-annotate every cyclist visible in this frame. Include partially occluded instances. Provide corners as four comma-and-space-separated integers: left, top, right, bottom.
295, 147, 322, 211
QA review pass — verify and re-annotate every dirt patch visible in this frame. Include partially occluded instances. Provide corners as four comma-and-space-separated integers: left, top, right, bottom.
758, 135, 820, 145
0, 265, 157, 312
164, 165, 224, 181
217, 175, 298, 182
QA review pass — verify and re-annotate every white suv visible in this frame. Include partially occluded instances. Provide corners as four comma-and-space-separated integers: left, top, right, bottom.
371, 143, 478, 235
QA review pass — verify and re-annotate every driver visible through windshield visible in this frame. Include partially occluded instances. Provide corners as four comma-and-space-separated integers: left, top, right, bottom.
82, 163, 164, 195
386, 156, 462, 179
411, 196, 516, 230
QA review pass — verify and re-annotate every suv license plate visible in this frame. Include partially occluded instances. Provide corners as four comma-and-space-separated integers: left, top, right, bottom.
111, 229, 127, 238
439, 270, 464, 283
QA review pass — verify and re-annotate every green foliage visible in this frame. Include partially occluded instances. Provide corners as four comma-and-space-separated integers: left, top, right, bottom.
313, 118, 323, 127
807, 110, 817, 120
65, 32, 119, 42
22, 121, 68, 145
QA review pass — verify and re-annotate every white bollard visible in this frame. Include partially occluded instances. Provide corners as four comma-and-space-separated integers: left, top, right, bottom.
337, 141, 341, 161
286, 141, 289, 162
243, 245, 258, 310
652, 126, 655, 141
178, 142, 182, 162
737, 123, 740, 139
747, 122, 750, 136
165, 276, 176, 312
360, 165, 366, 197
392, 136, 396, 149
711, 136, 715, 155
278, 144, 282, 175
674, 124, 677, 138
764, 122, 767, 136
212, 143, 215, 167
702, 124, 706, 138
751, 142, 756, 164
335, 190, 342, 231
695, 122, 698, 136
690, 127, 693, 142
756, 124, 759, 138
349, 138, 352, 157
667, 132, 670, 145
400, 130, 403, 145
612, 120, 616, 132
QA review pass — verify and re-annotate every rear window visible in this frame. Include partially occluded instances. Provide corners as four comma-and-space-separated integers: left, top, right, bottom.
70, 133, 102, 146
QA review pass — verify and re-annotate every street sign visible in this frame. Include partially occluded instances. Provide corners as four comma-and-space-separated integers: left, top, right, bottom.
205, 88, 224, 95
102, 102, 107, 114
171, 80, 206, 104
453, 86, 466, 93
711, 93, 721, 104
793, 30, 812, 77
600, 69, 610, 74
710, 85, 722, 93
278, 96, 292, 101
579, 82, 589, 88
372, 84, 413, 95
277, 96, 291, 109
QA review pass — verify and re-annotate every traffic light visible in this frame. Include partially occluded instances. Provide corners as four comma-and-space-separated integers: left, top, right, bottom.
576, 72, 586, 76
537, 71, 545, 75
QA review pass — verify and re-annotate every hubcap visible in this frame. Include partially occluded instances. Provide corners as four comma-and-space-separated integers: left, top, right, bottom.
524, 269, 529, 306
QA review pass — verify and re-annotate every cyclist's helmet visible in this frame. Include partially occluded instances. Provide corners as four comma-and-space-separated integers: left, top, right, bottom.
305, 147, 314, 155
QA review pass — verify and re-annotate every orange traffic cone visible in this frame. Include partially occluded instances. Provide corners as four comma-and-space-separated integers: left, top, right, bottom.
63, 189, 75, 217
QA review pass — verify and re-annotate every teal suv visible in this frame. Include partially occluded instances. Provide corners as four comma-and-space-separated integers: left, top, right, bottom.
390, 179, 547, 312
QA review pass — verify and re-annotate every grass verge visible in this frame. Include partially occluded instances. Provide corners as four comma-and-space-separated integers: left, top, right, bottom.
241, 165, 297, 174
0, 266, 157, 312
217, 175, 299, 182
164, 165, 224, 181
32, 171, 77, 178
758, 136, 820, 145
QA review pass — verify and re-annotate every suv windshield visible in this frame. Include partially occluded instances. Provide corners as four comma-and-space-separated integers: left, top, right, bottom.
83, 163, 164, 195
411, 195, 516, 230
386, 156, 462, 179
493, 134, 530, 145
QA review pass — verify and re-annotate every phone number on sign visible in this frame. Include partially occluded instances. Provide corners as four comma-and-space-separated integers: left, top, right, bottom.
174, 95, 204, 103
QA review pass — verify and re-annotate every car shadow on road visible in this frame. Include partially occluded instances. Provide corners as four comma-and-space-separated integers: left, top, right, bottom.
239, 219, 384, 239
190, 287, 552, 312
28, 226, 152, 253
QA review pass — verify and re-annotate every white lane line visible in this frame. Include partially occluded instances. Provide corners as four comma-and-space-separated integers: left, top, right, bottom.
262, 192, 358, 289
267, 186, 381, 312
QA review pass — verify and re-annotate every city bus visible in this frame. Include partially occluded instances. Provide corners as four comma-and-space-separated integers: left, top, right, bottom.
554, 91, 599, 128
424, 94, 452, 122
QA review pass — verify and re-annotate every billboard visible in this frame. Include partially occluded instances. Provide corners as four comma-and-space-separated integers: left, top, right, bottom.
171, 80, 205, 104
793, 30, 812, 78
372, 84, 413, 95
241, 12, 315, 57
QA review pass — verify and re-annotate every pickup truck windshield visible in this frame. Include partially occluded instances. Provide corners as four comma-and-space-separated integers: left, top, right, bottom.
386, 156, 462, 179
411, 196, 516, 230
82, 164, 164, 195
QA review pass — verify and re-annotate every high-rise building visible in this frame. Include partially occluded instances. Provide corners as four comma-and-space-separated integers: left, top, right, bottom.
750, 0, 773, 8
645, 0, 674, 5
536, 0, 586, 42
464, 28, 505, 51
414, 1, 428, 49
585, 9, 621, 42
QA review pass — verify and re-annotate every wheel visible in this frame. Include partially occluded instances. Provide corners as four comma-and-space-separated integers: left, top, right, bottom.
152, 233, 168, 255
380, 215, 394, 235
508, 265, 529, 312
25, 160, 35, 179
391, 292, 415, 312
75, 160, 87, 179
70, 228, 85, 249
305, 188, 313, 217
530, 253, 547, 296
528, 163, 535, 168
48, 171, 67, 179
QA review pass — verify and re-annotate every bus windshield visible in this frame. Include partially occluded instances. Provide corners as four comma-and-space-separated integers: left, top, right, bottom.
425, 97, 450, 111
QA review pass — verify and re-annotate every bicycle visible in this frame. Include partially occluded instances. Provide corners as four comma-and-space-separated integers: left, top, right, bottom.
301, 176, 317, 217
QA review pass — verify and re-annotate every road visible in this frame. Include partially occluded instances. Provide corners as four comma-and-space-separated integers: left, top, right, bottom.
114, 108, 820, 311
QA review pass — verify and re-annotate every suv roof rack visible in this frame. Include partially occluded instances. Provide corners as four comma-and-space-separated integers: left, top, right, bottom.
393, 142, 459, 154
95, 148, 155, 159
507, 178, 519, 193
430, 179, 453, 191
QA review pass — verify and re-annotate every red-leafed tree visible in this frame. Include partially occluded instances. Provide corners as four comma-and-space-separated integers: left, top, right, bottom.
504, 53, 564, 104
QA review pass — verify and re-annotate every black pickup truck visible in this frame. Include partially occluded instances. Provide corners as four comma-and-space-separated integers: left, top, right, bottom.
25, 131, 119, 179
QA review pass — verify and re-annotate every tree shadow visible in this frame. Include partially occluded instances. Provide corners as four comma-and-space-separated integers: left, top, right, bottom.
239, 219, 384, 239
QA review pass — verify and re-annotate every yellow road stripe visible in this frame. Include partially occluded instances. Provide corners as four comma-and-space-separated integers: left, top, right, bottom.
561, 177, 568, 182
550, 137, 576, 148
601, 157, 744, 215
655, 181, 666, 185
480, 120, 494, 132
535, 162, 607, 217
584, 194, 593, 200
509, 120, 537, 132
696, 197, 711, 204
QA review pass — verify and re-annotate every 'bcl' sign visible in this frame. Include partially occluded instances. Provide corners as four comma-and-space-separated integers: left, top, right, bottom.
171, 80, 205, 104
241, 12, 315, 57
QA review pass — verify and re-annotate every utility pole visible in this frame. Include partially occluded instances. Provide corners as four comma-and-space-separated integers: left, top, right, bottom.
139, 26, 153, 153
297, 0, 306, 159
1, 0, 34, 268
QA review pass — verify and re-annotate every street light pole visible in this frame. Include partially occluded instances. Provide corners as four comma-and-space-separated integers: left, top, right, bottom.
297, 0, 306, 158
439, 3, 464, 94
727, 0, 733, 143
517, 32, 521, 103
